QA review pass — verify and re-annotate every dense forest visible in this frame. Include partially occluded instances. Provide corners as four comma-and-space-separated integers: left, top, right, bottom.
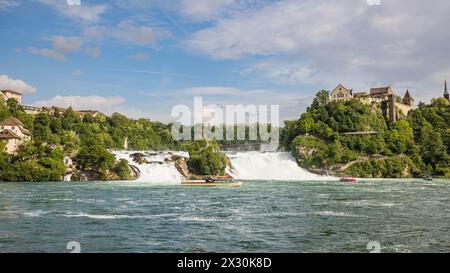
282, 90, 450, 178
0, 99, 182, 181
0, 98, 235, 181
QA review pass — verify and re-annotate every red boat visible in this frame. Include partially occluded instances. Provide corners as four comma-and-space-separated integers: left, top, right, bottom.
340, 177, 358, 183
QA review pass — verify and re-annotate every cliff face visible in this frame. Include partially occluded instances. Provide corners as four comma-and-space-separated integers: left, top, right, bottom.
293, 144, 328, 175
291, 136, 329, 175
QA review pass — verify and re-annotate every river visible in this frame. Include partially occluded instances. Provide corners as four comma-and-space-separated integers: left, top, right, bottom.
0, 179, 449, 253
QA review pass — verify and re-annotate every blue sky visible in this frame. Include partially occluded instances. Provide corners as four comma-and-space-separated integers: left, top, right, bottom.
1, 0, 449, 122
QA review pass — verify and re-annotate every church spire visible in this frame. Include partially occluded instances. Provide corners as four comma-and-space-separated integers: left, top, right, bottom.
445, 80, 450, 101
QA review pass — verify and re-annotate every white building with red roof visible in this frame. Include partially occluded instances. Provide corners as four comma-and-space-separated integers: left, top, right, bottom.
0, 117, 31, 154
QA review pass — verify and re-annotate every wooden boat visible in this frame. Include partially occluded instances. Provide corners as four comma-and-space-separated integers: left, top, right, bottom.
181, 180, 243, 187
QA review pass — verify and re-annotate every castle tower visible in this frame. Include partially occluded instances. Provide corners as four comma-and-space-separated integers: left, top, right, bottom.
402, 90, 414, 106
445, 80, 450, 101
388, 94, 397, 122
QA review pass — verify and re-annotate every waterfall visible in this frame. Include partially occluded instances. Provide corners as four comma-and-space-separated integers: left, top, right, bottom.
226, 151, 329, 181
112, 150, 329, 183
113, 151, 188, 183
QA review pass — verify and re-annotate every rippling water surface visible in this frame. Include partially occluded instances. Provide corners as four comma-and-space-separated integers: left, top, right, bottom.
1, 180, 449, 253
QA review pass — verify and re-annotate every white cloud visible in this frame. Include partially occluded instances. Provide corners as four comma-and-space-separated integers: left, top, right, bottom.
185, 0, 450, 99
27, 47, 66, 61
27, 36, 82, 61
0, 74, 37, 94
175, 0, 273, 22
48, 36, 82, 52
177, 0, 235, 22
85, 47, 102, 58
36, 0, 108, 22
84, 20, 172, 47
0, 0, 19, 10
186, 0, 365, 59
241, 62, 318, 85
129, 52, 150, 61
115, 20, 168, 46
32, 95, 126, 110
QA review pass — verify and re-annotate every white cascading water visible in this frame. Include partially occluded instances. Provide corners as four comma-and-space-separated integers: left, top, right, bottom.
113, 151, 329, 183
113, 151, 188, 183
226, 151, 328, 181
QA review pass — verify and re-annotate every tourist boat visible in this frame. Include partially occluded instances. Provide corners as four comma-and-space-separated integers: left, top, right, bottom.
423, 175, 433, 181
181, 180, 243, 187
340, 177, 358, 183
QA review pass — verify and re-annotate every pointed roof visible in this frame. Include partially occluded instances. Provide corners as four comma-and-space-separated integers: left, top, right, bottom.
0, 117, 25, 127
403, 90, 413, 100
0, 129, 21, 139
332, 84, 353, 94
1, 89, 23, 96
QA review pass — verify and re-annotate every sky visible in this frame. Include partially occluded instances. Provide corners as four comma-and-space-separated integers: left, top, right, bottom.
0, 0, 449, 122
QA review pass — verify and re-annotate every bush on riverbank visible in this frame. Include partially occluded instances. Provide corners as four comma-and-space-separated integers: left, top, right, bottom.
344, 156, 420, 178
0, 143, 65, 182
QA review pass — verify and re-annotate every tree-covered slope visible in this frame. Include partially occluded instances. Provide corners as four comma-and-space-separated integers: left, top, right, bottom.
283, 91, 450, 178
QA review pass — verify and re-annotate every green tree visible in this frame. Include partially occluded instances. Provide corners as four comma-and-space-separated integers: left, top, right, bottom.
187, 140, 227, 176
77, 143, 115, 172
33, 113, 51, 142
420, 125, 449, 173
310, 90, 330, 109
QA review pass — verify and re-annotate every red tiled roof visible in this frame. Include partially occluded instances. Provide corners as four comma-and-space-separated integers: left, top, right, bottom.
0, 129, 21, 139
0, 117, 25, 127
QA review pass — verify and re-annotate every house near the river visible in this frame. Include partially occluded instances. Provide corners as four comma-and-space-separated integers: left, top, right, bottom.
0, 117, 31, 154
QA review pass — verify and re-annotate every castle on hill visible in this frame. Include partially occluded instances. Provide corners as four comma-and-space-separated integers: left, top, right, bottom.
329, 84, 415, 122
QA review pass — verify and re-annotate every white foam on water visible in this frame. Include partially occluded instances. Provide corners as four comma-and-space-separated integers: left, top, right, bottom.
226, 151, 331, 181
113, 151, 188, 184
112, 150, 330, 183
23, 210, 49, 217
310, 211, 360, 217
177, 216, 220, 222
63, 212, 178, 220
